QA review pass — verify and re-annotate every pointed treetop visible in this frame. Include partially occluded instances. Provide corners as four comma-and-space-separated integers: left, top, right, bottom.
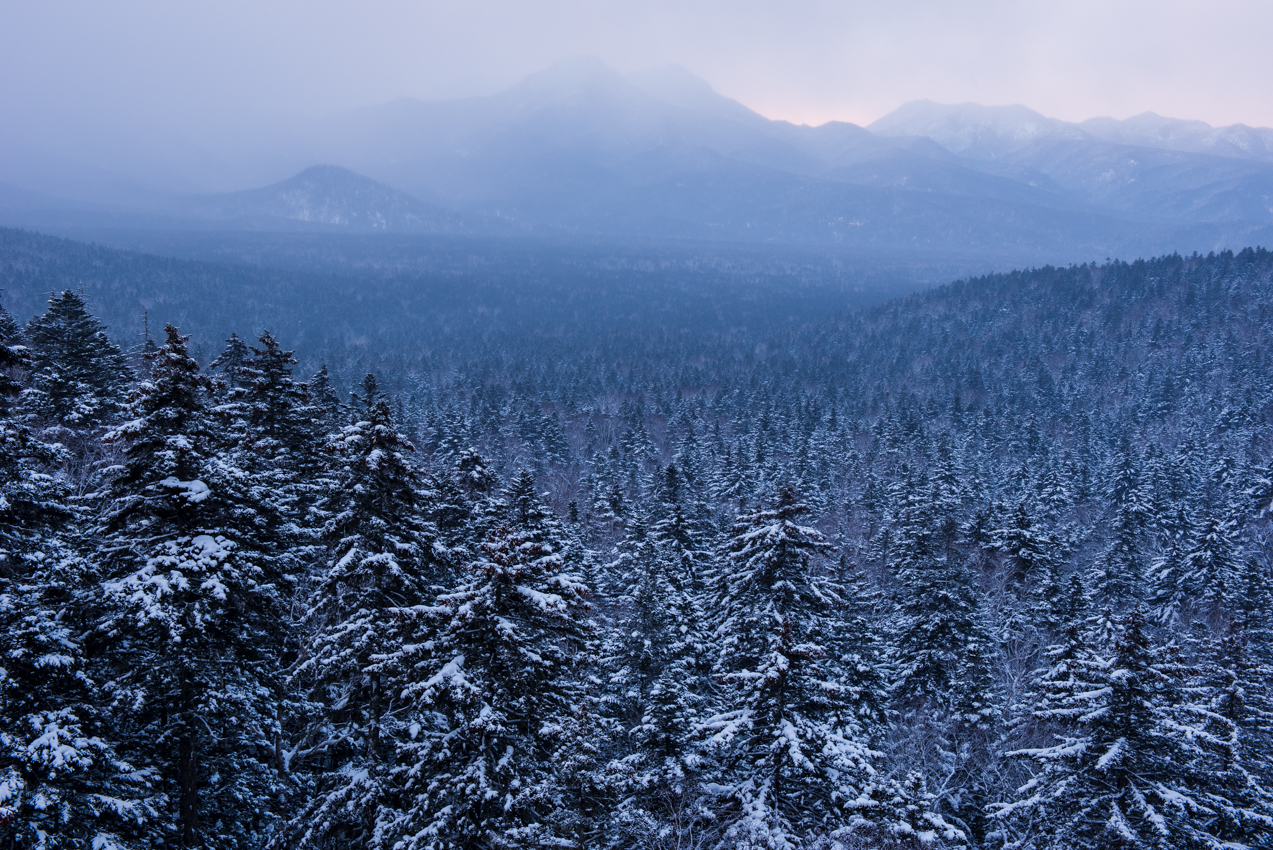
351, 373, 384, 419
22, 289, 129, 427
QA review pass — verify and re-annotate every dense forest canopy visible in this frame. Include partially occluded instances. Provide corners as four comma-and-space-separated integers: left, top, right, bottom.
0, 228, 952, 371
1, 232, 1272, 850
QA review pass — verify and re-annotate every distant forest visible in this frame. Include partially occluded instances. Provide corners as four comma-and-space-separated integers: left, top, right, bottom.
2, 235, 1273, 850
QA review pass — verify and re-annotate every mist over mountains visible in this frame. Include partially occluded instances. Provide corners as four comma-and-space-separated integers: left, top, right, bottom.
2, 57, 1271, 272
8, 38, 1273, 850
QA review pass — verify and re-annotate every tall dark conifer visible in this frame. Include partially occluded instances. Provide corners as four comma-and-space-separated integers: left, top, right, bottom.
0, 319, 156, 848
704, 485, 888, 848
283, 384, 440, 849
994, 607, 1262, 849
372, 476, 594, 850
888, 464, 998, 842
93, 326, 287, 848
22, 290, 128, 430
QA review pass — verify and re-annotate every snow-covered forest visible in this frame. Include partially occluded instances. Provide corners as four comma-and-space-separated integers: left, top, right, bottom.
4, 247, 1273, 849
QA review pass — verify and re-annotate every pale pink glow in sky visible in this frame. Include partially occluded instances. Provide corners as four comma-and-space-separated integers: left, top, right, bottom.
2, 0, 1270, 139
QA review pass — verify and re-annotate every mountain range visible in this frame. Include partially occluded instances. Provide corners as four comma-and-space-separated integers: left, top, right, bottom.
3, 58, 1271, 267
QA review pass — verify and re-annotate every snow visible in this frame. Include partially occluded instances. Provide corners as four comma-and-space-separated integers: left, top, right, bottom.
93, 833, 127, 850
158, 476, 211, 503
517, 585, 566, 613
422, 653, 467, 693
1096, 737, 1125, 771
778, 719, 812, 770
341, 766, 371, 785
190, 534, 230, 560
28, 715, 93, 771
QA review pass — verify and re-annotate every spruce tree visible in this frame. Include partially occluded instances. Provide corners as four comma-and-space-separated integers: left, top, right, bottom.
994, 607, 1251, 849
223, 331, 327, 570
888, 464, 998, 842
0, 328, 156, 848
209, 333, 251, 389
307, 364, 345, 427
22, 290, 128, 430
283, 388, 440, 849
993, 500, 1061, 637
0, 305, 24, 406
1149, 503, 1195, 627
703, 485, 883, 848
92, 326, 287, 848
1091, 447, 1152, 613
432, 448, 499, 555
1186, 632, 1273, 847
372, 478, 594, 850
604, 502, 714, 849
1185, 512, 1240, 621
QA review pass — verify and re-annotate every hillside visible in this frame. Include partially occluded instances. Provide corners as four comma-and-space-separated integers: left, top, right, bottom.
0, 227, 935, 371
5, 229, 1273, 848
179, 165, 488, 233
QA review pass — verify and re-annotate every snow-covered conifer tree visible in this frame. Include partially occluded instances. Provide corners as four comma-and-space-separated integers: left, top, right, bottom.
209, 332, 251, 389
603, 494, 715, 849
22, 290, 128, 431
282, 382, 441, 849
1184, 632, 1273, 847
92, 326, 287, 848
0, 322, 157, 848
702, 484, 884, 848
994, 607, 1257, 849
887, 462, 998, 842
307, 364, 345, 427
372, 476, 594, 849
1091, 446, 1152, 613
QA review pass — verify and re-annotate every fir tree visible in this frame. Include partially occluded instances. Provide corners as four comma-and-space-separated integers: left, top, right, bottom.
703, 485, 883, 848
236, 332, 319, 457
92, 326, 287, 848
1149, 503, 1195, 628
22, 290, 128, 430
283, 391, 440, 849
372, 481, 594, 850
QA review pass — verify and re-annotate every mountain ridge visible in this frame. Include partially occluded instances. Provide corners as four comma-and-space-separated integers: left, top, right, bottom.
5, 59, 1272, 265
182, 165, 494, 233
869, 97, 1273, 162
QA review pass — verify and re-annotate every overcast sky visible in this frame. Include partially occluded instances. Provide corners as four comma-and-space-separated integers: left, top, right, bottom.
3, 0, 1271, 147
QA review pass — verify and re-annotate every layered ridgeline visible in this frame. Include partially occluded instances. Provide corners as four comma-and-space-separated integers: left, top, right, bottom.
4, 60, 1273, 268
3, 248, 1273, 849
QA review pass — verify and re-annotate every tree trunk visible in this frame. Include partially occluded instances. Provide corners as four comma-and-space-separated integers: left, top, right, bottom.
369, 672, 381, 762
274, 702, 286, 777
179, 682, 200, 848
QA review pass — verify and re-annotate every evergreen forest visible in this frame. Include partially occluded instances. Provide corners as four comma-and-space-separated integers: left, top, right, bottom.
4, 238, 1273, 850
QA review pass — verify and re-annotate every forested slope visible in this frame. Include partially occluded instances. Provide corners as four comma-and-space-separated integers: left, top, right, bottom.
2, 245, 1273, 849
0, 227, 945, 370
